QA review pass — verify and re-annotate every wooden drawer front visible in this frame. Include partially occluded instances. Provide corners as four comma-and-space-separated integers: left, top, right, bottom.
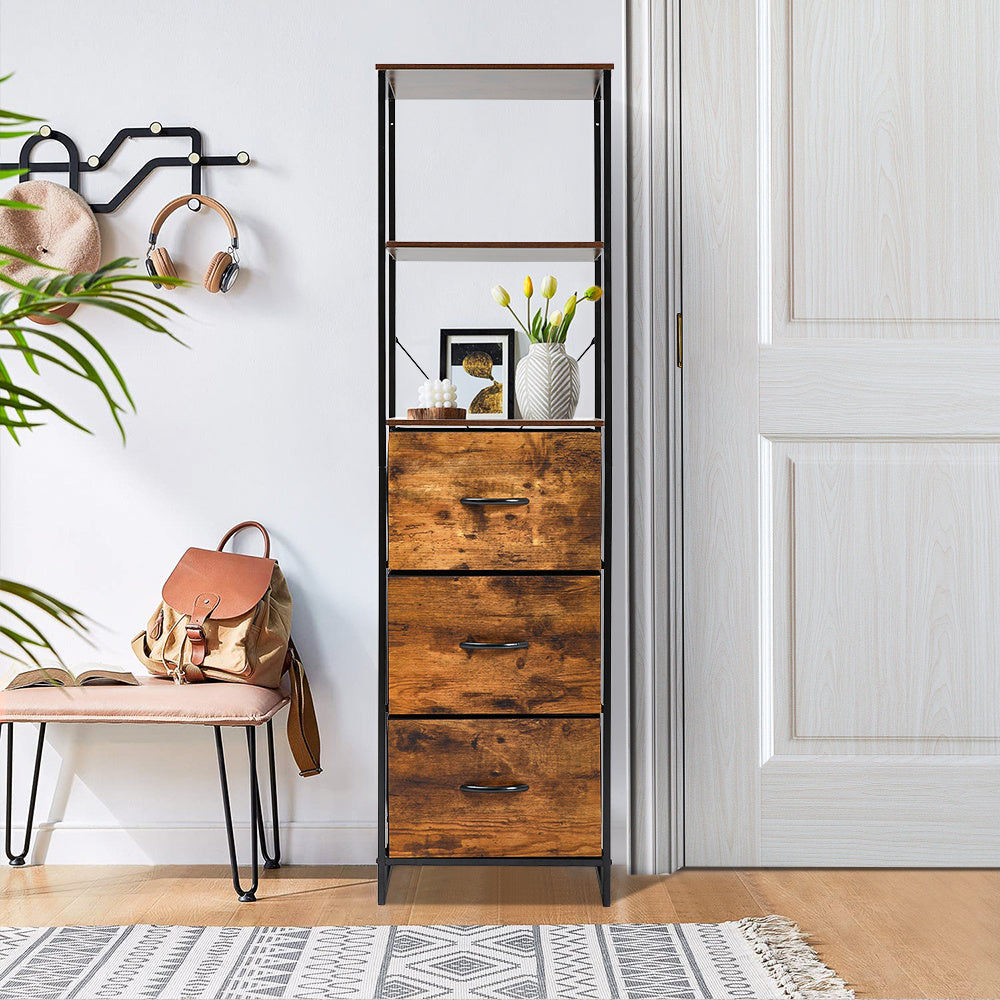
388, 718, 601, 858
388, 575, 600, 715
387, 430, 601, 570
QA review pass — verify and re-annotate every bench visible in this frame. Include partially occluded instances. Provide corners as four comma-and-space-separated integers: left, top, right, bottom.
0, 676, 289, 901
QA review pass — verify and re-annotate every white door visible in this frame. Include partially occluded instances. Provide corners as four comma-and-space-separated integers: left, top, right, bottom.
683, 0, 1000, 864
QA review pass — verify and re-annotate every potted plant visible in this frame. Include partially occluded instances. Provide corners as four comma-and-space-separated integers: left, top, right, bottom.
491, 274, 601, 420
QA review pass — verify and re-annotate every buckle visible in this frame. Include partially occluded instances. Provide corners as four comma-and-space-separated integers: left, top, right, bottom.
185, 624, 206, 641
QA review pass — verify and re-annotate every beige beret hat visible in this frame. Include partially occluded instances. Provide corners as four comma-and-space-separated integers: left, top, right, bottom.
0, 179, 101, 323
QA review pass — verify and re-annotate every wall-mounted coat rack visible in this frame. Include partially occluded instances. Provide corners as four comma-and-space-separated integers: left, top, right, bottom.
0, 124, 250, 213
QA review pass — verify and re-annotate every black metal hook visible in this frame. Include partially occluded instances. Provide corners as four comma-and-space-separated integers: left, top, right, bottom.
16, 128, 81, 192
0, 123, 250, 214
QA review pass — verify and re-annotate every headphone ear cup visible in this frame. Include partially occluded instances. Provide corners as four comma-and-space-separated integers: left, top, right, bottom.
28, 302, 79, 326
204, 251, 233, 293
151, 247, 178, 288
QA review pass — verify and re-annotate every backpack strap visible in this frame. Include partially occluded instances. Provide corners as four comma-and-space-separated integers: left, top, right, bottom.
283, 639, 322, 777
217, 521, 270, 557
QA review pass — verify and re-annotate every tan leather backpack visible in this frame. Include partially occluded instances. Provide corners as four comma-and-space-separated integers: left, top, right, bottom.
132, 521, 321, 776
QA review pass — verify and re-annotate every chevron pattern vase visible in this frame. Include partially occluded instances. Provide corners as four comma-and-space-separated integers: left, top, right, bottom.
516, 342, 581, 420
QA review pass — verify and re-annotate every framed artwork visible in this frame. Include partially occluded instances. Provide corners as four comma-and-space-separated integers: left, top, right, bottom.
439, 329, 516, 419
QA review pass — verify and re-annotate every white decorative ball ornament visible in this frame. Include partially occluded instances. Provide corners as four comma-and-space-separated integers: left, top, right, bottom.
417, 378, 458, 408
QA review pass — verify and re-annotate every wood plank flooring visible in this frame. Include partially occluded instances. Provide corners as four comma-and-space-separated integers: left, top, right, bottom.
0, 865, 996, 998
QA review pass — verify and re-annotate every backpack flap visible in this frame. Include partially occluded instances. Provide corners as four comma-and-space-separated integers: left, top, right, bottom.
162, 547, 276, 667
163, 547, 275, 618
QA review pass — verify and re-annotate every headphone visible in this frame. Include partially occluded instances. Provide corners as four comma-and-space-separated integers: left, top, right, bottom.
145, 194, 240, 293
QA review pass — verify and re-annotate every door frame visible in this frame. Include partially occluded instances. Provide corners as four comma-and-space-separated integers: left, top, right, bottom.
625, 0, 684, 875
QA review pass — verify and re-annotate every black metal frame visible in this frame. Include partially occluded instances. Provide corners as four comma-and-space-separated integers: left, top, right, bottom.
378, 66, 613, 907
0, 125, 250, 214
1, 720, 280, 901
599, 65, 613, 911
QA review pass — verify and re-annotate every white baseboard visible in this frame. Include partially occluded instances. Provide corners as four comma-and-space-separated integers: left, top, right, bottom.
11, 821, 378, 866
11, 820, 630, 867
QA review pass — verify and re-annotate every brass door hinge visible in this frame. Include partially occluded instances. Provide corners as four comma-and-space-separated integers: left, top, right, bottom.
676, 313, 682, 368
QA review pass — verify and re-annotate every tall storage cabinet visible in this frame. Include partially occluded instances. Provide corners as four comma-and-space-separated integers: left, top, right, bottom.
377, 64, 612, 905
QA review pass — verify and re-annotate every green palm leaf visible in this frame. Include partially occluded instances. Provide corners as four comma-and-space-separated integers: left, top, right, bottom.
0, 583, 89, 667
0, 79, 185, 667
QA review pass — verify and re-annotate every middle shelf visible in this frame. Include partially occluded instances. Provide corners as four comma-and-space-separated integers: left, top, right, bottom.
386, 241, 603, 262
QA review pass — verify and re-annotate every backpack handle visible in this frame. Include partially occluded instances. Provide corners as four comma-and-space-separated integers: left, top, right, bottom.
217, 521, 271, 558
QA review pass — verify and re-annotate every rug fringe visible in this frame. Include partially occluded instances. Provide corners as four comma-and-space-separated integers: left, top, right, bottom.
735, 915, 855, 1000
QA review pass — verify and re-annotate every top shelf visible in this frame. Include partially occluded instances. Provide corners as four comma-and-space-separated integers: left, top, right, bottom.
377, 64, 612, 101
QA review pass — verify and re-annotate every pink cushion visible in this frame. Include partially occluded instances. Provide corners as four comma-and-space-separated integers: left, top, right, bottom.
0, 676, 288, 726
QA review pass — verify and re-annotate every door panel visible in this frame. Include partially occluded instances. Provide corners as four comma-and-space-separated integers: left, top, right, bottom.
684, 0, 1000, 864
776, 444, 1000, 749
788, 1, 1000, 326
760, 343, 1000, 438
760, 759, 999, 865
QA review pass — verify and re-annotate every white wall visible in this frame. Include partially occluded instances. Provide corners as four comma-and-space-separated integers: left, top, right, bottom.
0, 1, 627, 866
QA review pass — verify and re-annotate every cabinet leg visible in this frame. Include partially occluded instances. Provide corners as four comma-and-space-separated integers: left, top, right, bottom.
377, 860, 391, 905
597, 861, 611, 907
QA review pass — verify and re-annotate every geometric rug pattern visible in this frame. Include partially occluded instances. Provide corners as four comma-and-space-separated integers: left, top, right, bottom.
0, 918, 854, 999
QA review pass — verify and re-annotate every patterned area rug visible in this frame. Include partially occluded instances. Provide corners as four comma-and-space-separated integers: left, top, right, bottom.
0, 916, 853, 999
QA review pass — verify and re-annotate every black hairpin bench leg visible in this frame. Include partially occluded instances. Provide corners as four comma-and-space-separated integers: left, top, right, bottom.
4, 722, 46, 867
214, 721, 281, 901
215, 724, 259, 901
256, 720, 280, 870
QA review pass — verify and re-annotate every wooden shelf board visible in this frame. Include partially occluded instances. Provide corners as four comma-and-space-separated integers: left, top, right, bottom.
387, 242, 603, 263
377, 64, 612, 101
387, 419, 604, 428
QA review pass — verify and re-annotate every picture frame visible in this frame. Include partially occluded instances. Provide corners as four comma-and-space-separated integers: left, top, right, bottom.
439, 329, 516, 419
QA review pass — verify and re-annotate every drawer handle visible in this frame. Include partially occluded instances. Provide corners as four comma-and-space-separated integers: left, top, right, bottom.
460, 783, 529, 793
460, 497, 530, 506
459, 640, 530, 651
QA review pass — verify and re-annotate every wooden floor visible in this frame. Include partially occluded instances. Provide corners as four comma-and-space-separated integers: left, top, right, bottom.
0, 865, 997, 998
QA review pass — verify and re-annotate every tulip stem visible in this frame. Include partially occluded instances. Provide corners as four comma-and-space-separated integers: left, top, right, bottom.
505, 303, 530, 336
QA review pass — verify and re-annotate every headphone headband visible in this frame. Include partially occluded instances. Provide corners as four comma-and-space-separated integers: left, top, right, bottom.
148, 194, 239, 247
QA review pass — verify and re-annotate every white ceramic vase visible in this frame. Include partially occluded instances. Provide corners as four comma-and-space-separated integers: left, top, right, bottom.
515, 342, 581, 420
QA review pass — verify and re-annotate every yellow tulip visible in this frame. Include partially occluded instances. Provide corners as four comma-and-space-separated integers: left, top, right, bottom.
541, 275, 557, 299
523, 276, 533, 298
583, 285, 603, 301
564, 294, 577, 317
491, 285, 510, 307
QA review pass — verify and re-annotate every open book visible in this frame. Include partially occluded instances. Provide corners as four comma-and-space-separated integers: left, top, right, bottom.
1, 664, 139, 691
